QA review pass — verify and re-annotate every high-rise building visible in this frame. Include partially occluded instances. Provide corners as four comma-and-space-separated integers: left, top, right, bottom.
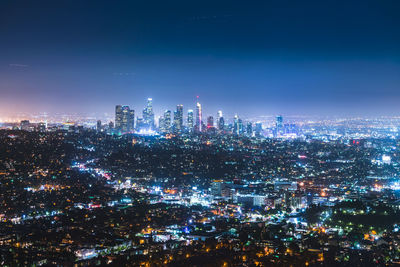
173, 104, 183, 132
115, 105, 123, 130
207, 116, 214, 128
158, 116, 165, 132
129, 109, 135, 131
217, 110, 224, 131
142, 98, 155, 129
96, 120, 102, 132
195, 100, 202, 132
276, 115, 283, 136
164, 110, 172, 132
115, 105, 135, 133
233, 115, 239, 135
246, 122, 253, 136
276, 115, 283, 127
255, 122, 262, 137
238, 118, 243, 134
187, 109, 194, 131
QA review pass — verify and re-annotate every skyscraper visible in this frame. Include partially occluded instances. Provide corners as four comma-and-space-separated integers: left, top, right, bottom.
129, 109, 135, 132
96, 120, 102, 132
158, 116, 165, 132
164, 110, 172, 132
174, 104, 183, 132
115, 105, 135, 133
217, 110, 224, 131
207, 116, 214, 128
238, 118, 243, 134
195, 100, 202, 132
142, 98, 155, 129
246, 122, 253, 136
255, 122, 262, 137
233, 115, 240, 135
115, 105, 123, 130
187, 109, 194, 131
276, 115, 283, 136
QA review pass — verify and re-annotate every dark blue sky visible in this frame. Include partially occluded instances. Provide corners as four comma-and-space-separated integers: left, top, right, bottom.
1, 0, 400, 117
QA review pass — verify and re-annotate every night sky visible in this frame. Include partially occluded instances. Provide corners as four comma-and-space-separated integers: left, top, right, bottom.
1, 0, 400, 117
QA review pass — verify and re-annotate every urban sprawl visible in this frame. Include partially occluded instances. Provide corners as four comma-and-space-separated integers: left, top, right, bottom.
1, 98, 400, 266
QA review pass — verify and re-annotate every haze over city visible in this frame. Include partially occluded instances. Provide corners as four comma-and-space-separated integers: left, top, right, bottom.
1, 0, 400, 118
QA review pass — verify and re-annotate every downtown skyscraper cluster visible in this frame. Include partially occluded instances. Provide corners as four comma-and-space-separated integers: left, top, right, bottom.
115, 98, 212, 134
114, 97, 273, 137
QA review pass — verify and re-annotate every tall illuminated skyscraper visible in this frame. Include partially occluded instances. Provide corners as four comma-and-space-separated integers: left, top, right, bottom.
115, 105, 123, 130
164, 110, 172, 132
233, 115, 239, 135
246, 122, 252, 136
255, 122, 262, 137
96, 120, 102, 132
276, 115, 283, 136
158, 116, 165, 132
143, 98, 155, 129
207, 116, 214, 128
195, 100, 202, 132
173, 104, 183, 132
115, 105, 134, 133
187, 109, 194, 131
130, 109, 135, 132
217, 110, 224, 131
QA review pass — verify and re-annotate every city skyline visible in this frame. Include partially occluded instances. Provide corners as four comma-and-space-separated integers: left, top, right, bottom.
4, 92, 400, 123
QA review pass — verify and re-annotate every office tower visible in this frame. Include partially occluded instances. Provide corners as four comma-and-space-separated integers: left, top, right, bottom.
187, 109, 194, 131
255, 122, 262, 137
276, 115, 283, 126
129, 109, 135, 131
115, 105, 135, 132
207, 116, 214, 128
195, 101, 202, 132
246, 122, 253, 136
173, 104, 183, 132
238, 118, 243, 134
164, 110, 172, 132
173, 110, 178, 131
108, 121, 114, 130
158, 116, 165, 132
142, 98, 155, 129
115, 105, 123, 130
217, 110, 224, 131
124, 107, 135, 132
233, 115, 239, 135
96, 120, 102, 132
276, 115, 283, 136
